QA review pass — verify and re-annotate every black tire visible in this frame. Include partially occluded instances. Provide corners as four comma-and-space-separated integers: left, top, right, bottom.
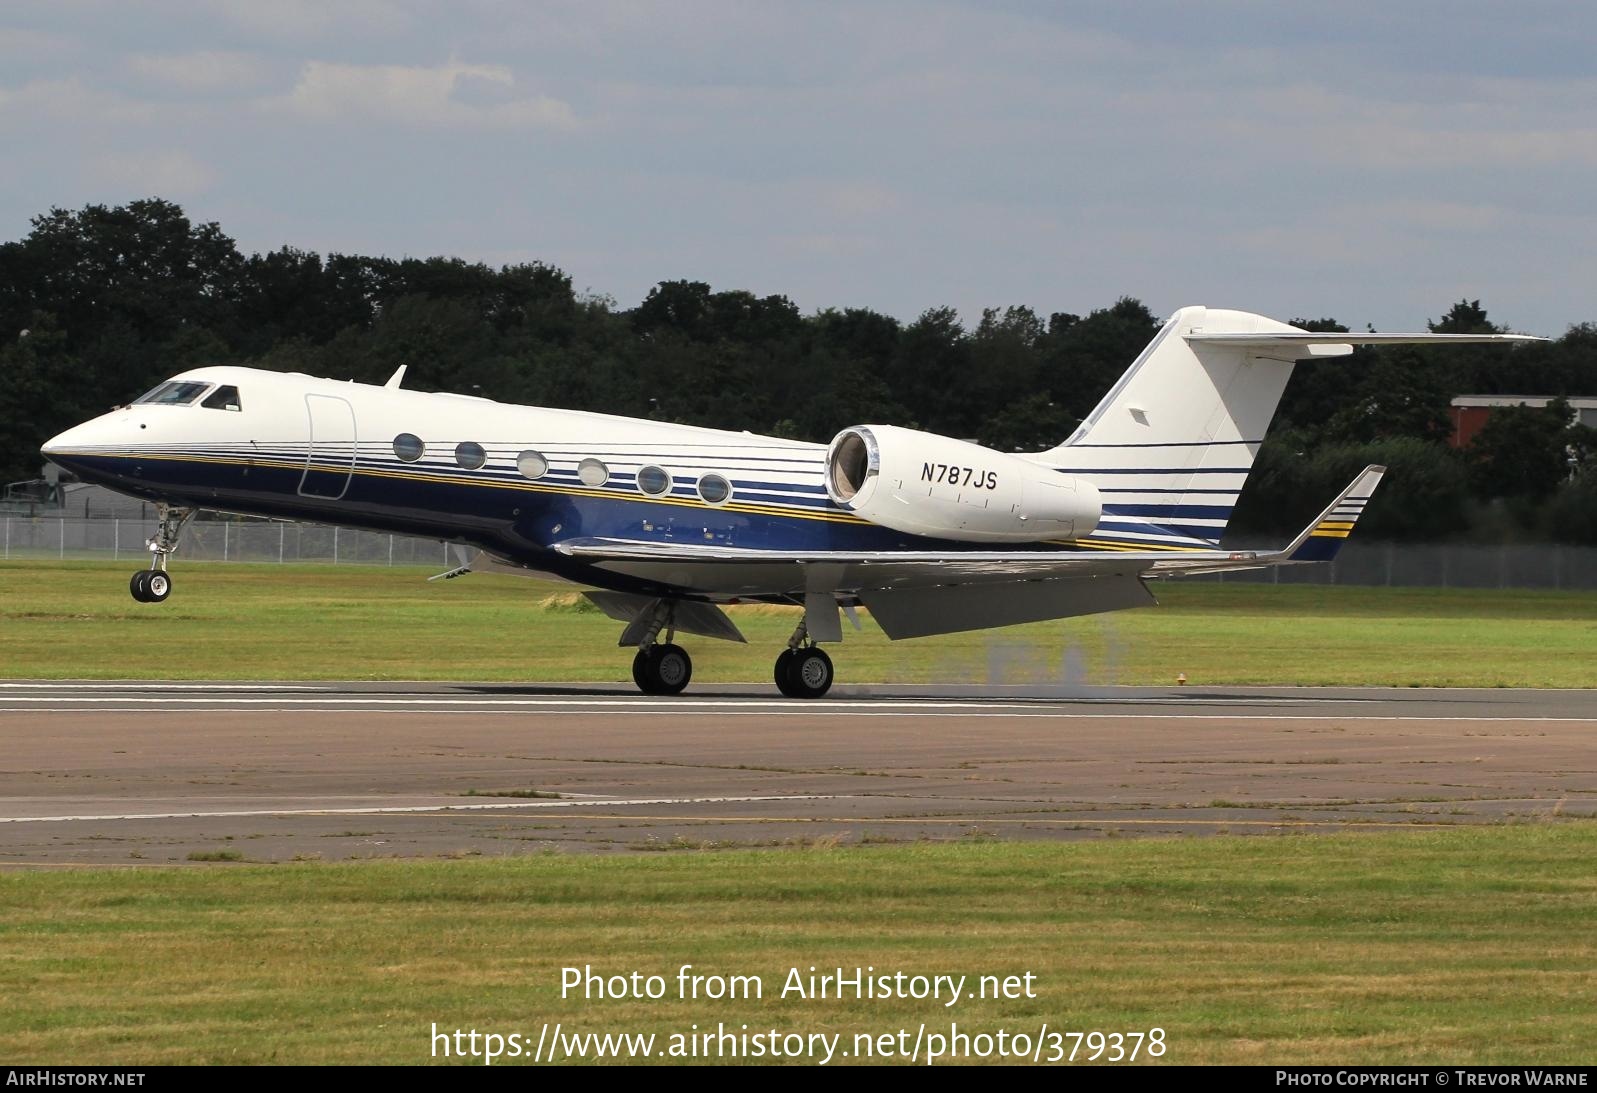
129, 571, 151, 603
774, 649, 798, 694
632, 644, 693, 695
780, 647, 834, 699
649, 643, 692, 695
631, 648, 654, 693
145, 571, 171, 602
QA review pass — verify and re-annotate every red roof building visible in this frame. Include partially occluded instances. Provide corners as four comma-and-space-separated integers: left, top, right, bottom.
1449, 396, 1597, 449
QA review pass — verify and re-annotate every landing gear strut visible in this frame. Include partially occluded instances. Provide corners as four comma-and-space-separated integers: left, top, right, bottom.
129, 504, 192, 603
629, 600, 693, 695
774, 619, 835, 699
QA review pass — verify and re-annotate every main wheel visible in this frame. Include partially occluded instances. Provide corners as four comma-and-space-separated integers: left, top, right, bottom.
129, 571, 151, 602
631, 644, 692, 695
774, 649, 797, 692
775, 647, 834, 699
145, 570, 172, 602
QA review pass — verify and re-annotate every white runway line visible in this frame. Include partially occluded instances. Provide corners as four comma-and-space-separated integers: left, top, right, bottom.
0, 794, 847, 825
0, 682, 331, 691
0, 695, 1593, 721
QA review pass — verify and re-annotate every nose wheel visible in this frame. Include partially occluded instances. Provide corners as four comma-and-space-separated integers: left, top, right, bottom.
128, 504, 193, 603
130, 570, 172, 603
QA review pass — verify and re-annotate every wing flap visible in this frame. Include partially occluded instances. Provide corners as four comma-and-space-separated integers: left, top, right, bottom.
584, 590, 747, 645
860, 575, 1155, 639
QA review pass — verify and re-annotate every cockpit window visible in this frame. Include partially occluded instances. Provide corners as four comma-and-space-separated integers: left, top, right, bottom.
201, 385, 242, 411
134, 380, 212, 406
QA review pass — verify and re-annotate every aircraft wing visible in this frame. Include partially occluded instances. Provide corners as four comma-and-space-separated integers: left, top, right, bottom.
545, 467, 1385, 640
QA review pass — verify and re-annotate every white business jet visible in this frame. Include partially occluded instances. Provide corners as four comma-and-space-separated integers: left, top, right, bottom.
39, 306, 1533, 697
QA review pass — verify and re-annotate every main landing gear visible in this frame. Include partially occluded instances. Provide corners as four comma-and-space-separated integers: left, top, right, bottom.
622, 602, 836, 699
633, 642, 693, 695
129, 504, 193, 604
774, 618, 834, 699
628, 599, 694, 695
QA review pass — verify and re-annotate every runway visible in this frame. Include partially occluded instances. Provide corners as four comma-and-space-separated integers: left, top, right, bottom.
2, 681, 1594, 866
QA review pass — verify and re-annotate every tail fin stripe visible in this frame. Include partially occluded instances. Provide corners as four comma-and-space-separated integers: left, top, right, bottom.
1065, 439, 1263, 449
1052, 466, 1254, 476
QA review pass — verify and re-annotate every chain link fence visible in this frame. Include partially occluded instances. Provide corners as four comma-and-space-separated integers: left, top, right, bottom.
2, 516, 1595, 588
2, 516, 455, 568
1197, 540, 1597, 589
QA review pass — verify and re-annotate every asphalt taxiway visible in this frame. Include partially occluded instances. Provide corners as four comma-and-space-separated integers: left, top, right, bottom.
1, 681, 1593, 865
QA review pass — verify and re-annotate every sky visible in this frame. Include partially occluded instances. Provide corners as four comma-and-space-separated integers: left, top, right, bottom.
0, 0, 1592, 336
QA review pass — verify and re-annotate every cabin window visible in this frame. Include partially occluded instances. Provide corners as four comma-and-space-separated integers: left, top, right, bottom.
516, 450, 548, 480
393, 433, 425, 462
201, 385, 242, 411
636, 465, 671, 496
134, 380, 211, 406
697, 473, 732, 505
577, 458, 609, 487
455, 441, 487, 470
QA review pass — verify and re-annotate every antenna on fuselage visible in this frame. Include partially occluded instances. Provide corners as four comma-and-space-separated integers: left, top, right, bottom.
384, 365, 407, 390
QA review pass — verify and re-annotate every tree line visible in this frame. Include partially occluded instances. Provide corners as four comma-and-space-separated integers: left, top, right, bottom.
2, 198, 1594, 542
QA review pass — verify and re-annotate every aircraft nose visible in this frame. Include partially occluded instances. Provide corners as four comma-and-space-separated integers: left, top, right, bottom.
39, 421, 100, 466
40, 424, 83, 458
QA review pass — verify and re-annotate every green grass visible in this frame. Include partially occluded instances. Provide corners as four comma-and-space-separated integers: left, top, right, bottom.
1, 828, 1594, 1064
185, 849, 244, 863
2, 560, 1594, 686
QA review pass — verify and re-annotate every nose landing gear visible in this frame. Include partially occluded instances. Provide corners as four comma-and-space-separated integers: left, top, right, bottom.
129, 504, 193, 603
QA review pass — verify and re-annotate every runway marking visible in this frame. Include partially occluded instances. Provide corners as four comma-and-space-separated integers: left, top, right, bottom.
0, 694, 1290, 708
1, 697, 1592, 723
0, 794, 846, 825
0, 683, 330, 691
502, 814, 1509, 831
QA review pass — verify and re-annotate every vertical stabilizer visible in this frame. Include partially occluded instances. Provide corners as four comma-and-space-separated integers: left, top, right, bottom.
1032, 306, 1309, 546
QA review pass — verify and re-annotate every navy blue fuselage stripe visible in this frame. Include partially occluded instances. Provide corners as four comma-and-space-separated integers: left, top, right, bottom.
55, 451, 1234, 562
1098, 488, 1241, 495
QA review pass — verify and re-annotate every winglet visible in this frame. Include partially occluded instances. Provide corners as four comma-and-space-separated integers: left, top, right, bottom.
1280, 465, 1386, 562
385, 365, 407, 390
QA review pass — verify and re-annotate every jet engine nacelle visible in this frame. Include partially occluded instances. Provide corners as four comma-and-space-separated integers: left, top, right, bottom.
824, 425, 1101, 543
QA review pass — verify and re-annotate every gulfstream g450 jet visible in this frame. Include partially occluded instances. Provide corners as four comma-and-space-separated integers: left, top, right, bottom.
39, 306, 1533, 697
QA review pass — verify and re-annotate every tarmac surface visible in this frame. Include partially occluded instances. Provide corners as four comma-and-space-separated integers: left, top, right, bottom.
2, 681, 1594, 866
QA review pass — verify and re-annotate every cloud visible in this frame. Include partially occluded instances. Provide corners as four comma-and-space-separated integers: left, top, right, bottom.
128, 51, 271, 91
212, 0, 416, 39
92, 149, 217, 196
0, 78, 162, 125
270, 60, 577, 129
0, 27, 77, 58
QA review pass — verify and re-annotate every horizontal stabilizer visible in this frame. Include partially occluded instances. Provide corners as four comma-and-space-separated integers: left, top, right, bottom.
1185, 331, 1541, 358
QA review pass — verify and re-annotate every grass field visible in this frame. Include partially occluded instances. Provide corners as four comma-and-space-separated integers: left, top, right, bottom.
1, 827, 1594, 1065
1, 560, 1594, 686
5, 560, 1594, 1066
